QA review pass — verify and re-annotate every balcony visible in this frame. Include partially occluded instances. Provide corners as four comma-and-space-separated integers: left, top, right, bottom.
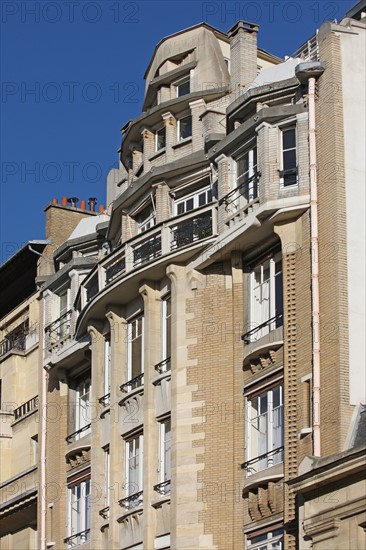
45, 309, 72, 351
66, 424, 91, 444
219, 172, 260, 226
13, 395, 38, 421
154, 357, 171, 374
0, 327, 27, 359
241, 446, 284, 476
98, 393, 110, 408
79, 204, 216, 310
64, 529, 90, 548
119, 491, 143, 511
120, 373, 144, 393
154, 480, 171, 496
99, 506, 109, 520
242, 313, 283, 345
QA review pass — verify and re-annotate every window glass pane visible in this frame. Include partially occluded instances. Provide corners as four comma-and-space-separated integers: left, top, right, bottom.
156, 127, 166, 150
179, 115, 192, 140
283, 128, 296, 149
177, 78, 190, 97
186, 197, 194, 211
177, 202, 184, 215
283, 149, 296, 170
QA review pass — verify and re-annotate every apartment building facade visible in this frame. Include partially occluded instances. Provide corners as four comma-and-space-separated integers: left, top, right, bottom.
0, 5, 365, 550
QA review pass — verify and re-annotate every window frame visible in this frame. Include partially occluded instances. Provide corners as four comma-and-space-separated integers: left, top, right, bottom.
245, 384, 284, 475
174, 75, 190, 98
161, 294, 171, 362
174, 185, 213, 216
235, 145, 258, 205
248, 250, 283, 342
177, 114, 192, 142
247, 527, 284, 550
126, 314, 144, 382
75, 377, 91, 438
155, 126, 166, 152
103, 336, 111, 397
67, 478, 91, 546
279, 125, 297, 187
159, 417, 171, 484
125, 433, 144, 498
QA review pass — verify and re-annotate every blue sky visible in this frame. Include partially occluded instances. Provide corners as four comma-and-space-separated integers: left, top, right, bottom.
0, 0, 356, 263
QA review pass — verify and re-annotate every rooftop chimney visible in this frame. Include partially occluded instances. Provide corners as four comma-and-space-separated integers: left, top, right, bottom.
68, 197, 79, 208
80, 200, 86, 210
98, 204, 105, 213
228, 21, 259, 97
88, 197, 97, 212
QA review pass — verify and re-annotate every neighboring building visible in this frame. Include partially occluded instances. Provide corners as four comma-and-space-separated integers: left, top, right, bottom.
0, 241, 47, 549
0, 5, 365, 550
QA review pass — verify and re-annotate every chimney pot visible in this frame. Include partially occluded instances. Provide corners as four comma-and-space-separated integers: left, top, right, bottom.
68, 197, 79, 208
80, 200, 86, 210
88, 197, 97, 212
98, 205, 105, 213
61, 196, 68, 206
51, 198, 58, 204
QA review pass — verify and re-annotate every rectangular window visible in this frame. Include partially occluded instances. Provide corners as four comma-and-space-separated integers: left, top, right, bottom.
236, 147, 257, 199
247, 527, 284, 550
125, 434, 143, 505
177, 115, 192, 141
246, 385, 284, 475
160, 418, 171, 484
175, 76, 190, 97
75, 379, 91, 438
247, 251, 283, 343
136, 204, 156, 233
281, 127, 297, 186
162, 295, 171, 362
67, 479, 91, 547
104, 447, 110, 508
175, 186, 212, 216
127, 315, 144, 383
155, 127, 166, 151
103, 337, 111, 398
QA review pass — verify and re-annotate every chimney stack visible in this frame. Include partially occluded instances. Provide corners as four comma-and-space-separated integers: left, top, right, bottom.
228, 21, 259, 96
80, 200, 86, 210
61, 196, 68, 206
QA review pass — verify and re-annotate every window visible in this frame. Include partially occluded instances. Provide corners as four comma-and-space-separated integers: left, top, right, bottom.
247, 528, 283, 550
103, 337, 111, 398
31, 434, 38, 465
127, 315, 144, 384
155, 126, 166, 151
136, 204, 156, 233
159, 418, 171, 484
175, 186, 212, 215
58, 288, 71, 340
162, 295, 171, 362
125, 434, 143, 505
75, 379, 91, 438
247, 251, 283, 342
236, 147, 257, 200
177, 115, 192, 141
280, 127, 297, 186
246, 385, 284, 475
104, 447, 110, 508
67, 479, 91, 547
224, 57, 230, 71
175, 75, 190, 97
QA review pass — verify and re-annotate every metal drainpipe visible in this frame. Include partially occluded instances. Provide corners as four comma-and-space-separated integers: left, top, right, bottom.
295, 62, 325, 457
308, 75, 321, 457
40, 299, 47, 550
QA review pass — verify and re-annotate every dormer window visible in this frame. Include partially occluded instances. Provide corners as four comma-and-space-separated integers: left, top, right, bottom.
175, 76, 190, 97
155, 127, 166, 151
136, 204, 156, 233
177, 115, 192, 141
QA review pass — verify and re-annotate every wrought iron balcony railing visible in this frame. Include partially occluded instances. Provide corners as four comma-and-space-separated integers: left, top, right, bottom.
118, 490, 143, 510
219, 171, 260, 212
241, 446, 284, 475
154, 357, 171, 374
241, 313, 283, 344
64, 529, 90, 547
120, 373, 144, 393
13, 395, 38, 421
0, 331, 27, 358
45, 309, 72, 350
66, 423, 91, 444
98, 393, 110, 408
99, 506, 109, 520
154, 480, 171, 495
80, 204, 216, 310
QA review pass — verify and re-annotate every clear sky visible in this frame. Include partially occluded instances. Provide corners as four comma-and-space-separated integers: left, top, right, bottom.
0, 0, 356, 263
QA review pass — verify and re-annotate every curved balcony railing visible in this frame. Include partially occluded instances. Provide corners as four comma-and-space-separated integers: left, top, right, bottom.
154, 480, 171, 495
98, 393, 111, 408
219, 171, 260, 213
154, 357, 171, 374
99, 506, 109, 520
66, 423, 91, 444
13, 395, 38, 421
241, 446, 284, 476
118, 490, 143, 510
64, 529, 90, 547
120, 373, 144, 393
80, 203, 217, 310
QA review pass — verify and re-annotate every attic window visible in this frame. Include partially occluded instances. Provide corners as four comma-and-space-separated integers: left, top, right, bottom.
175, 76, 190, 98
